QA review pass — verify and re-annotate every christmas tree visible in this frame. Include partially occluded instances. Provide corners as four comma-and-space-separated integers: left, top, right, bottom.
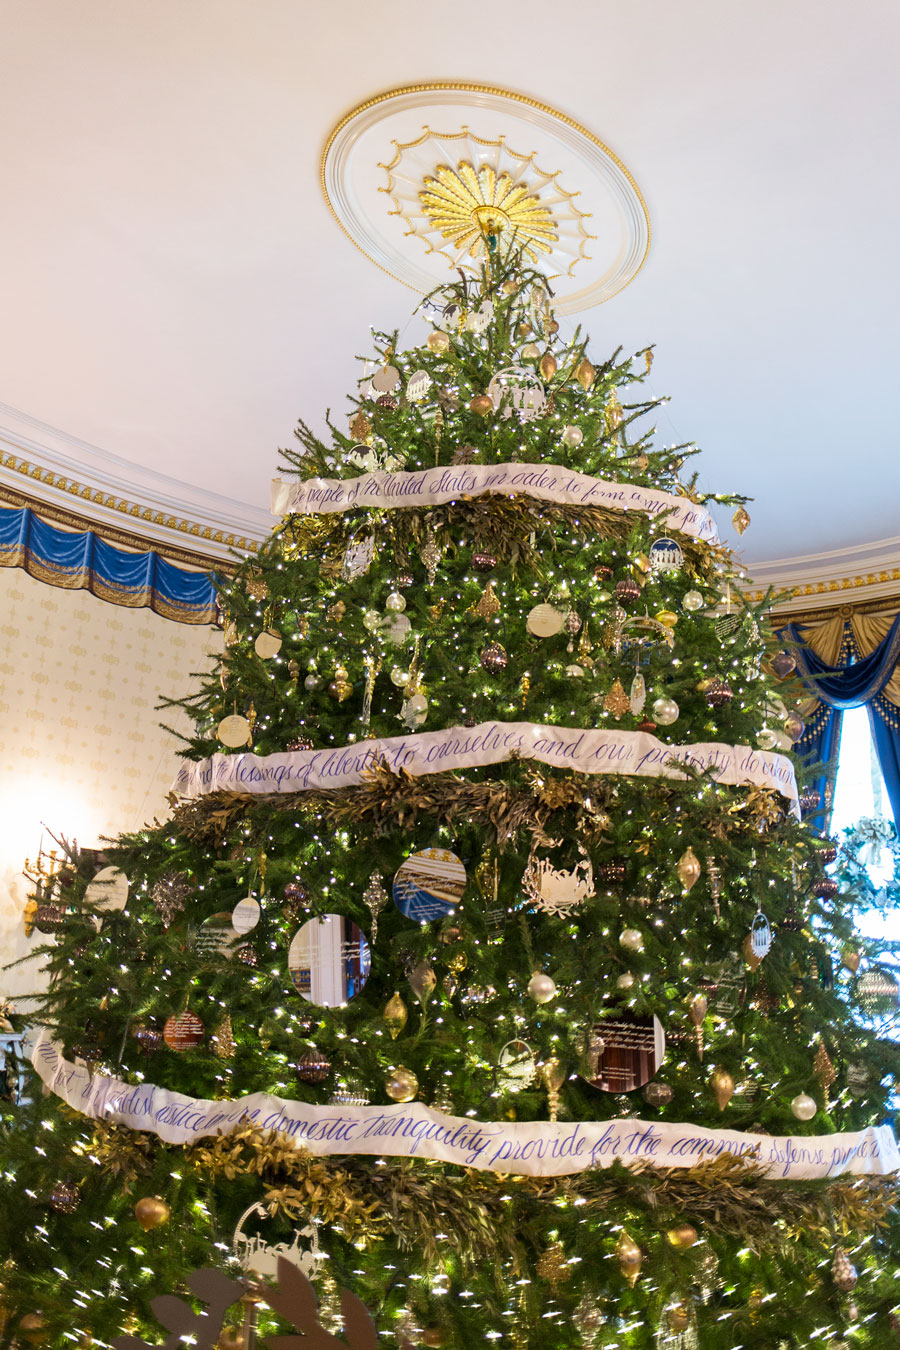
6, 244, 900, 1350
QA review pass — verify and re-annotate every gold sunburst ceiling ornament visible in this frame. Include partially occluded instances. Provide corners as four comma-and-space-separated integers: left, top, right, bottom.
418, 160, 559, 263
381, 130, 595, 279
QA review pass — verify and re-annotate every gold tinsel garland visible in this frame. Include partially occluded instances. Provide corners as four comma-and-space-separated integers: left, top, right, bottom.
169, 764, 789, 853
91, 1123, 900, 1265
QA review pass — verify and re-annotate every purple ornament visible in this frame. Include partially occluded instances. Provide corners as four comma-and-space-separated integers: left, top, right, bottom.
771, 651, 798, 680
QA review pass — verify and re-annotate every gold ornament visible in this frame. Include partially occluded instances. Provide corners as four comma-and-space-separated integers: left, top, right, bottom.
408, 960, 437, 1006
349, 411, 372, 444
211, 1015, 236, 1060
615, 1230, 643, 1286
710, 1067, 735, 1111
654, 610, 679, 629
134, 1196, 171, 1231
469, 394, 493, 417
427, 330, 450, 354
732, 505, 751, 535
539, 352, 558, 381
666, 1302, 690, 1333
383, 992, 408, 1040
519, 672, 532, 710
218, 1329, 244, 1350
385, 1066, 419, 1103
536, 1241, 572, 1288
814, 1042, 837, 1097
676, 847, 702, 891
688, 993, 708, 1060
538, 1056, 566, 1123
473, 582, 501, 620
422, 1330, 445, 1349
644, 348, 654, 373
604, 390, 624, 435
666, 1223, 699, 1250
18, 1315, 47, 1345
742, 932, 762, 971
603, 679, 631, 720
326, 600, 346, 624
842, 949, 861, 974
576, 358, 596, 391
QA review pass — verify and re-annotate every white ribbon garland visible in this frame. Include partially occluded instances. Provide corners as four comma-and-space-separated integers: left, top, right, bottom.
32, 1037, 897, 1181
270, 463, 719, 543
174, 721, 799, 813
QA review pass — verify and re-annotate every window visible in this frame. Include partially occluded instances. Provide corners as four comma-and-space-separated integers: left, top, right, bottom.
831, 705, 897, 940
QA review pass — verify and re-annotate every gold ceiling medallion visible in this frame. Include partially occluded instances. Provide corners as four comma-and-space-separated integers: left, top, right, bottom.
321, 84, 650, 313
380, 130, 593, 278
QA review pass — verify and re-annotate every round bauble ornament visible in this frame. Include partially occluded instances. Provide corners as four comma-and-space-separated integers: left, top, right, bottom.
573, 1297, 604, 1334
390, 666, 410, 687
427, 330, 450, 354
134, 1196, 171, 1231
235, 943, 258, 967
791, 1091, 817, 1121
385, 1066, 419, 1103
757, 726, 779, 751
469, 394, 493, 417
18, 1315, 47, 1344
642, 1080, 674, 1107
296, 1048, 331, 1083
481, 642, 508, 672
816, 877, 840, 900
217, 714, 251, 748
655, 610, 679, 630
49, 1180, 81, 1214
526, 603, 564, 637
501, 278, 518, 295
254, 630, 282, 660
682, 589, 704, 612
614, 577, 641, 604
619, 927, 644, 952
705, 678, 733, 708
817, 840, 838, 865
422, 1330, 445, 1348
34, 905, 65, 934
710, 1067, 735, 1110
666, 1223, 698, 1250
616, 972, 635, 991
772, 650, 798, 679
652, 696, 679, 726
163, 1012, 204, 1052
362, 608, 381, 632
527, 971, 557, 1004
472, 550, 497, 572
385, 591, 406, 613
133, 1023, 163, 1054
616, 1231, 642, 1286
783, 712, 805, 743
521, 342, 541, 360
561, 425, 583, 448
565, 663, 585, 678
832, 1247, 858, 1292
303, 673, 320, 692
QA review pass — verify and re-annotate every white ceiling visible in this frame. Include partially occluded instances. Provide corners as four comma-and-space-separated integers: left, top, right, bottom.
1, 0, 899, 568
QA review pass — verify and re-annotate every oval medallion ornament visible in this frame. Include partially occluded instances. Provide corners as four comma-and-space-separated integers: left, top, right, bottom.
393, 848, 467, 923
84, 866, 129, 912
232, 897, 261, 935
497, 1040, 537, 1093
254, 630, 283, 660
322, 84, 649, 314
581, 1012, 666, 1093
217, 714, 251, 748
648, 537, 684, 573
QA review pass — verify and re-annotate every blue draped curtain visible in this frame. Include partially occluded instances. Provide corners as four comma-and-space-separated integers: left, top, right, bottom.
780, 615, 900, 828
0, 503, 218, 625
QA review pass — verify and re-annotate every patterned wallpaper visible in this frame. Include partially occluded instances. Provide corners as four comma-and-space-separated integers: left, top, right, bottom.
0, 566, 219, 1001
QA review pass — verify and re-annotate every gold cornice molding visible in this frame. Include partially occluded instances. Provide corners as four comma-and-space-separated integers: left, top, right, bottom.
0, 482, 238, 573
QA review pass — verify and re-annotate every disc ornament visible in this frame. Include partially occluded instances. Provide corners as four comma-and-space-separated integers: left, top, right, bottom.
527, 603, 565, 637
393, 848, 467, 923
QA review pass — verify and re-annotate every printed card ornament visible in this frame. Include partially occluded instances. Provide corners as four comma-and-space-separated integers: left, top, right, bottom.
342, 534, 375, 581
405, 369, 432, 402
523, 843, 594, 917
84, 866, 129, 912
486, 365, 547, 421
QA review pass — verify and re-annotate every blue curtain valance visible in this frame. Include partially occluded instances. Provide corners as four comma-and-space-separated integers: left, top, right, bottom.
0, 503, 218, 625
